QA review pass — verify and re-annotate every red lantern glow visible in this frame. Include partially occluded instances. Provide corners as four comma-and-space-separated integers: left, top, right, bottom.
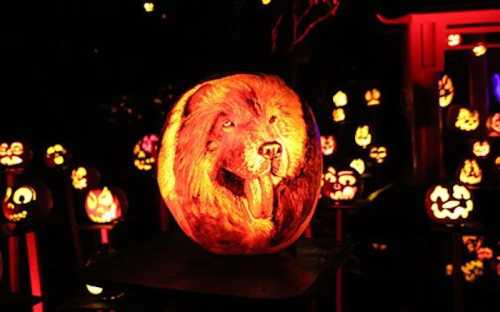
157, 74, 322, 254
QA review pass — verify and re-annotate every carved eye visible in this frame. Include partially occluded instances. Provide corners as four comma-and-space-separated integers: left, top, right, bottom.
222, 120, 235, 129
13, 187, 36, 205
269, 116, 277, 124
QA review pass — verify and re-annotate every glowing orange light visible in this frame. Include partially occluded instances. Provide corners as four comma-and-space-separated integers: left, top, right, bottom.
143, 2, 154, 13
332, 107, 346, 122
364, 88, 381, 106
476, 247, 493, 260
369, 146, 387, 164
424, 184, 474, 223
472, 43, 487, 57
438, 74, 454, 108
332, 90, 348, 107
261, 0, 271, 5
472, 140, 490, 158
447, 34, 462, 47
85, 187, 123, 224
459, 159, 482, 185
349, 158, 365, 175
320, 135, 336, 156
461, 260, 483, 282
45, 144, 68, 168
496, 156, 500, 166
71, 167, 88, 190
455, 108, 479, 131
486, 113, 500, 137
354, 125, 372, 149
156, 73, 322, 255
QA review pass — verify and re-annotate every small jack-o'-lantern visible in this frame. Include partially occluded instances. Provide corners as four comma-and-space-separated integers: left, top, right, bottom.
472, 43, 487, 57
459, 159, 482, 185
332, 90, 348, 107
424, 184, 474, 224
454, 108, 480, 131
476, 247, 493, 260
496, 156, 500, 168
438, 74, 454, 108
447, 34, 462, 47
2, 183, 53, 225
364, 88, 381, 106
332, 107, 346, 122
45, 144, 70, 168
85, 187, 127, 224
320, 135, 336, 156
486, 113, 500, 137
0, 141, 32, 170
71, 167, 101, 191
461, 260, 483, 282
349, 158, 365, 175
462, 235, 482, 253
472, 140, 490, 158
133, 134, 159, 171
355, 125, 372, 149
321, 167, 361, 202
369, 146, 387, 164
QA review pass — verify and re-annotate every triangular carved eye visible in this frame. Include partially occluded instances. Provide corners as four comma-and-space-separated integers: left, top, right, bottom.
86, 192, 97, 210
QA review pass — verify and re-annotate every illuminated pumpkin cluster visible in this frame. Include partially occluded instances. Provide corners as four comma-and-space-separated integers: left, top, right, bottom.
71, 167, 101, 191
85, 187, 125, 224
157, 74, 322, 254
438, 74, 454, 108
424, 184, 474, 224
0, 141, 31, 169
320, 135, 336, 156
321, 167, 361, 202
354, 125, 372, 149
454, 108, 479, 131
45, 144, 70, 168
472, 140, 490, 158
459, 159, 482, 185
364, 88, 381, 106
486, 113, 500, 137
2, 183, 53, 225
133, 134, 159, 171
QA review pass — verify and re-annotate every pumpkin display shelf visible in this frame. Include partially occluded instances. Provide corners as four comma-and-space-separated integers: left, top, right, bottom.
82, 228, 348, 308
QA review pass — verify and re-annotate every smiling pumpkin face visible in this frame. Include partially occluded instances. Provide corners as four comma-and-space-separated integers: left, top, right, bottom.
459, 159, 482, 185
425, 184, 474, 224
2, 183, 53, 225
321, 167, 360, 202
0, 141, 31, 169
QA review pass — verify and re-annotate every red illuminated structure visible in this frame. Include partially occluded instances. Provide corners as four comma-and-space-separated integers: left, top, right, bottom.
378, 9, 500, 183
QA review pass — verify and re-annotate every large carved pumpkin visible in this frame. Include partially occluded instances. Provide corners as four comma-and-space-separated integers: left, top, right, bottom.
0, 141, 32, 171
157, 74, 322, 254
2, 182, 53, 226
424, 184, 474, 224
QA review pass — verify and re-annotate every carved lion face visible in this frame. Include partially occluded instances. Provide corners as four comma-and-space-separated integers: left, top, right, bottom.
157, 74, 322, 254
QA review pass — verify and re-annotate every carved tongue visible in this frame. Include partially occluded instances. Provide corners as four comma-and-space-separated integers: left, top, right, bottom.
244, 175, 274, 219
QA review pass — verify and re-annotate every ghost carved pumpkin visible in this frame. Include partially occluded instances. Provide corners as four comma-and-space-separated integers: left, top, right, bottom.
453, 108, 480, 131
133, 134, 159, 171
332, 107, 346, 122
438, 74, 454, 108
45, 144, 70, 168
2, 182, 53, 225
459, 159, 482, 185
424, 184, 474, 224
486, 113, 500, 137
157, 74, 322, 254
364, 88, 381, 106
472, 140, 490, 158
85, 187, 126, 224
321, 167, 361, 202
320, 135, 336, 156
0, 141, 32, 170
355, 125, 372, 149
71, 167, 101, 191
369, 146, 388, 164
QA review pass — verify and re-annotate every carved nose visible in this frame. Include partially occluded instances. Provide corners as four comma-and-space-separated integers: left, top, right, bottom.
258, 141, 282, 159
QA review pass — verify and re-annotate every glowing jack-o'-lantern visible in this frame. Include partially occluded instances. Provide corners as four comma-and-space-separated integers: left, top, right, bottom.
85, 187, 126, 224
354, 125, 372, 149
462, 235, 482, 253
461, 260, 484, 282
157, 74, 322, 254
332, 107, 346, 122
133, 134, 159, 171
454, 108, 480, 131
71, 167, 101, 191
2, 183, 53, 225
45, 144, 70, 168
369, 146, 387, 164
472, 141, 490, 158
472, 43, 487, 57
459, 159, 482, 185
349, 158, 365, 175
320, 135, 336, 156
438, 74, 454, 108
0, 141, 32, 169
424, 184, 474, 224
332, 90, 348, 107
486, 113, 500, 137
476, 247, 493, 260
321, 167, 361, 202
364, 88, 381, 106
447, 34, 462, 47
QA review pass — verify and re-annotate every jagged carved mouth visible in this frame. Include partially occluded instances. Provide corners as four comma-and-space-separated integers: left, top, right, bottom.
216, 168, 280, 220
